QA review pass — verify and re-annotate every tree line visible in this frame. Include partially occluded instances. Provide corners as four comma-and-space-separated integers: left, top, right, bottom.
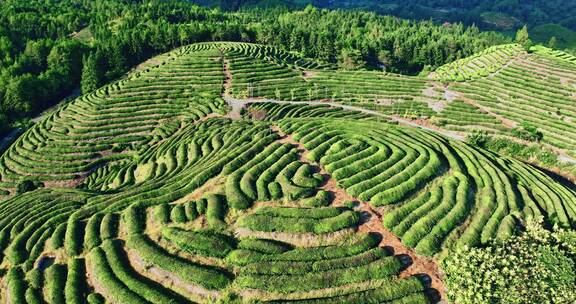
0, 0, 509, 136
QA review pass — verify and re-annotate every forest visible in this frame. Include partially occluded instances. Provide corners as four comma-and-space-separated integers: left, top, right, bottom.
0, 0, 509, 137
218, 0, 576, 50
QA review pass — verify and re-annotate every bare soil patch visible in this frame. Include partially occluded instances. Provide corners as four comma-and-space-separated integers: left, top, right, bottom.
270, 124, 447, 302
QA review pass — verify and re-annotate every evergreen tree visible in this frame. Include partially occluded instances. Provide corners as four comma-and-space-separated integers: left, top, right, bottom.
81, 53, 100, 94
548, 36, 558, 49
515, 25, 533, 51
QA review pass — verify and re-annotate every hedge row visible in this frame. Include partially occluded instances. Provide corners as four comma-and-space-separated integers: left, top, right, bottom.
126, 233, 232, 290
162, 227, 235, 258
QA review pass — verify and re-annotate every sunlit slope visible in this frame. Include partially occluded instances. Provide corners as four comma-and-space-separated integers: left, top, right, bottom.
432, 44, 576, 157
0, 42, 575, 303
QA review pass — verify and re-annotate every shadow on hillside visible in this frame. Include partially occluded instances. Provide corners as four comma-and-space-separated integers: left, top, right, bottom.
531, 163, 576, 191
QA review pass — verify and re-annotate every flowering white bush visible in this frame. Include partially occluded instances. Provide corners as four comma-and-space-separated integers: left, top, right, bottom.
441, 219, 576, 304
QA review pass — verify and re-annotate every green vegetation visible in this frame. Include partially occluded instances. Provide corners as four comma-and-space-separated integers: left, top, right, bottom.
223, 1, 576, 36
0, 0, 509, 137
0, 40, 574, 304
442, 219, 576, 304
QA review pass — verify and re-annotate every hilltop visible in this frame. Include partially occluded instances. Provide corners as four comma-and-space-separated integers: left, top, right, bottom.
0, 42, 574, 303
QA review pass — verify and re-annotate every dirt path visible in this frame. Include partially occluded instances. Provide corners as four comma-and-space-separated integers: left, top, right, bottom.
359, 204, 446, 301
270, 124, 447, 302
444, 88, 517, 128
225, 96, 465, 141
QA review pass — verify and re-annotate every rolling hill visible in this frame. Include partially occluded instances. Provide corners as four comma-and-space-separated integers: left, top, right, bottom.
0, 42, 575, 303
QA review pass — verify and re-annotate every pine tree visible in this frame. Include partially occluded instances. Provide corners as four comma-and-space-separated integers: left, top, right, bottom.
515, 25, 533, 51
81, 53, 99, 94
548, 36, 558, 49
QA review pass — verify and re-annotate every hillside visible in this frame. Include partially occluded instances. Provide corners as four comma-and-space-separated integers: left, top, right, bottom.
221, 0, 576, 34
0, 42, 575, 303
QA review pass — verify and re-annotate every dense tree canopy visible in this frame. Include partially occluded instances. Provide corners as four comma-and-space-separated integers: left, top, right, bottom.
0, 0, 508, 136
230, 0, 576, 32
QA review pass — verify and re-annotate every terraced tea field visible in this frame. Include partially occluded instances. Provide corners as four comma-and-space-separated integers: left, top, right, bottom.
0, 42, 575, 303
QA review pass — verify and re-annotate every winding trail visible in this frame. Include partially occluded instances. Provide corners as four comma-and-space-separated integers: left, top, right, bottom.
225, 96, 576, 166
224, 96, 465, 141
270, 124, 447, 302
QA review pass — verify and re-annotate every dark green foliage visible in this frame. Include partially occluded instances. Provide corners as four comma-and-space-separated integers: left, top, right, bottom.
25, 287, 43, 304
268, 181, 283, 199
265, 277, 430, 303
170, 204, 187, 223
0, 0, 509, 134
81, 53, 101, 94
26, 269, 43, 289
238, 206, 360, 233
101, 240, 190, 303
235, 256, 402, 293
228, 233, 379, 266
466, 130, 491, 146
512, 122, 543, 142
162, 227, 235, 258
7, 267, 26, 303
87, 247, 146, 303
50, 223, 67, 250
196, 198, 207, 215
16, 179, 43, 194
84, 214, 103, 251
100, 213, 119, 240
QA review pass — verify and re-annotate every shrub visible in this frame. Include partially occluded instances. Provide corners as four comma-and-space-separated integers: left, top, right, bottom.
26, 269, 42, 289
25, 287, 43, 304
123, 205, 145, 234
226, 173, 253, 209
237, 238, 292, 254
466, 130, 490, 147
442, 219, 576, 304
87, 247, 145, 303
84, 214, 103, 251
235, 256, 402, 293
228, 233, 379, 266
16, 179, 44, 194
87, 293, 105, 304
7, 267, 26, 303
65, 219, 85, 256
153, 204, 170, 224
301, 190, 331, 207
184, 201, 198, 221
101, 240, 186, 303
196, 198, 207, 215
162, 227, 235, 258
65, 258, 86, 304
205, 194, 227, 228
170, 204, 187, 223
46, 264, 67, 304
511, 122, 543, 142
50, 223, 67, 250
100, 213, 119, 240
